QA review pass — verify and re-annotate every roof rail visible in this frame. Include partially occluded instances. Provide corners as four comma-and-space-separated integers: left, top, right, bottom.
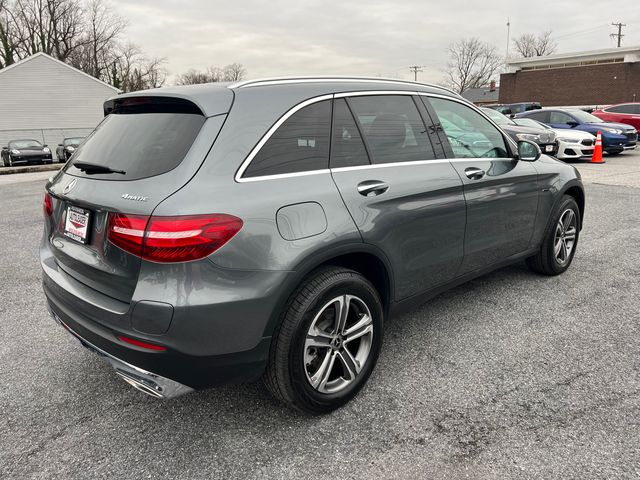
228, 76, 458, 95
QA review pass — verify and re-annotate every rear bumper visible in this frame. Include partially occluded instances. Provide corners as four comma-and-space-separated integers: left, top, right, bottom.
45, 283, 273, 390
50, 308, 193, 398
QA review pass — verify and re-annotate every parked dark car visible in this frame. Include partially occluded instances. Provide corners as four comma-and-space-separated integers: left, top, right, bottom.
481, 107, 558, 155
591, 103, 640, 131
487, 102, 542, 116
2, 139, 53, 167
56, 137, 85, 162
515, 108, 637, 155
42, 77, 584, 413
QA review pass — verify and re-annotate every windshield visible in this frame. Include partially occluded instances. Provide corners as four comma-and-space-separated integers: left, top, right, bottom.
10, 139, 42, 149
569, 110, 605, 124
64, 138, 84, 147
481, 108, 515, 126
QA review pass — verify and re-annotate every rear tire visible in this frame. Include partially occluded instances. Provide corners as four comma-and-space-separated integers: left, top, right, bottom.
264, 267, 383, 414
527, 195, 580, 275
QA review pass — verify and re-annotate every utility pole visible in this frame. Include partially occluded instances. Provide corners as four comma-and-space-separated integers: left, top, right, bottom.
610, 22, 626, 47
409, 65, 423, 81
506, 18, 511, 59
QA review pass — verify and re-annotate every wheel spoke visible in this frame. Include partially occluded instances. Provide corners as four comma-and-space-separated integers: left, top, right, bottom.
333, 295, 351, 335
305, 330, 333, 349
562, 239, 569, 261
309, 351, 336, 390
336, 348, 359, 380
564, 227, 576, 241
554, 237, 563, 256
562, 210, 575, 230
344, 315, 373, 344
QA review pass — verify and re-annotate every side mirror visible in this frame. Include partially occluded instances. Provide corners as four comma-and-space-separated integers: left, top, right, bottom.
43, 144, 48, 147
566, 121, 579, 128
58, 143, 63, 146
517, 140, 541, 162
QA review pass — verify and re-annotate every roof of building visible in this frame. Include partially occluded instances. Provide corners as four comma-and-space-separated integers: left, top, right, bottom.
506, 46, 640, 70
461, 86, 499, 103
0, 52, 119, 92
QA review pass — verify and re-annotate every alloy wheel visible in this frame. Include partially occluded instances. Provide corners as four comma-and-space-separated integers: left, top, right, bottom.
304, 294, 374, 394
554, 208, 577, 266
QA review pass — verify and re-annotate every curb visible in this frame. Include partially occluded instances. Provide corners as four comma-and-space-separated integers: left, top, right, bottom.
0, 163, 64, 176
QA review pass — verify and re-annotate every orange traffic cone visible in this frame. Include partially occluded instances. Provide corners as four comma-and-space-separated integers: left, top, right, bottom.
591, 131, 604, 163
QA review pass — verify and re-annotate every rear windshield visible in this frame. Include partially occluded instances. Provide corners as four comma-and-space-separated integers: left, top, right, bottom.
65, 99, 205, 181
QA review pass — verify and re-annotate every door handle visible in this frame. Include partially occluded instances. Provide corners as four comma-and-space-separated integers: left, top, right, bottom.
357, 180, 389, 197
464, 167, 485, 180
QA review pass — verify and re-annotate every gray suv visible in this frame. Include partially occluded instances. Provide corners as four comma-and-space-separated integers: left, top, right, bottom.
41, 77, 584, 413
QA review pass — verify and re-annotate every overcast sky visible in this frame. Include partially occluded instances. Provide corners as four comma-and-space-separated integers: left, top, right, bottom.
111, 0, 640, 84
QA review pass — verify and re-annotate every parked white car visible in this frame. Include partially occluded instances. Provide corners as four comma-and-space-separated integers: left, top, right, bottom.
514, 118, 595, 160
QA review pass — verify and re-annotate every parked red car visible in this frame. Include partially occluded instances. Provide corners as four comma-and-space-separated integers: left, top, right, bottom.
592, 103, 640, 131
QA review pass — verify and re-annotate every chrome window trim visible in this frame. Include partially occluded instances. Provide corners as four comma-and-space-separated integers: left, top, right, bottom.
235, 90, 517, 183
235, 94, 334, 183
236, 168, 330, 183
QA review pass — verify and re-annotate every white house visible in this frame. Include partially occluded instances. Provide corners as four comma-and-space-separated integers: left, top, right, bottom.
0, 52, 119, 148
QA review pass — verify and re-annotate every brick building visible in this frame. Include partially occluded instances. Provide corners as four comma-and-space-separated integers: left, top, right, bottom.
499, 46, 640, 107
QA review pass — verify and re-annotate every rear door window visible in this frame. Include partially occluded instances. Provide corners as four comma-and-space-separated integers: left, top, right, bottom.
605, 104, 635, 114
525, 110, 551, 123
66, 97, 206, 181
330, 99, 370, 168
549, 111, 575, 124
347, 95, 435, 164
243, 100, 331, 178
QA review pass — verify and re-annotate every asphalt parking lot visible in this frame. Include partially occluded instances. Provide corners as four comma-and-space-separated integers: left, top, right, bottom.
1, 152, 639, 479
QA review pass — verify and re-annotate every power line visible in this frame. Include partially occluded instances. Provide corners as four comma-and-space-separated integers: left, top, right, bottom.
553, 24, 609, 40
409, 65, 423, 81
610, 22, 626, 47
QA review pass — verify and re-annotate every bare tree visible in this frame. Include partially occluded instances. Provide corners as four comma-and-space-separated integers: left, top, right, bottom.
513, 31, 557, 58
0, 0, 22, 67
444, 38, 503, 94
112, 42, 166, 92
176, 67, 220, 85
9, 0, 84, 60
176, 63, 246, 85
222, 62, 245, 81
68, 0, 124, 79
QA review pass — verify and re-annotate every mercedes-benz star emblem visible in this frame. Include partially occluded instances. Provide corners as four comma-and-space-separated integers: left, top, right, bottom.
63, 178, 77, 195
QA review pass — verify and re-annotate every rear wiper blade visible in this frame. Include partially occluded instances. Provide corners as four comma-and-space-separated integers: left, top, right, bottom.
72, 161, 126, 175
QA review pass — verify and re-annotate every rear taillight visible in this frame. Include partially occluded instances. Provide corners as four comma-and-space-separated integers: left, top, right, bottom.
107, 213, 243, 263
43, 192, 53, 217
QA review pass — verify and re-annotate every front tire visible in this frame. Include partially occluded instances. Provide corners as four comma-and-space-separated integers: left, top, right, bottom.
264, 267, 383, 414
527, 195, 581, 275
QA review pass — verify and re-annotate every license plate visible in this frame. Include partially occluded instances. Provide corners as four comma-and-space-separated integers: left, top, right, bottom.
545, 145, 554, 152
64, 206, 91, 244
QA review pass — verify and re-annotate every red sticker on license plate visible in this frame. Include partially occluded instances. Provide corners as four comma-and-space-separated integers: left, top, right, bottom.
63, 206, 91, 244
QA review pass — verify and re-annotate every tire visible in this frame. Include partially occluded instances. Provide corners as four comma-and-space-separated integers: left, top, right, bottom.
527, 195, 581, 275
264, 266, 384, 414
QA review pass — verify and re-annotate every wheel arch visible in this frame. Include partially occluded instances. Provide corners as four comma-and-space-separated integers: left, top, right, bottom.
262, 243, 395, 338
561, 181, 585, 229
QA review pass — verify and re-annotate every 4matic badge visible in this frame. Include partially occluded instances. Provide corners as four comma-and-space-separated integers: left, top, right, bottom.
121, 193, 148, 202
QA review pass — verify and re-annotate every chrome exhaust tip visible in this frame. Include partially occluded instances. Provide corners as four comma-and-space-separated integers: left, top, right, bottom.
115, 370, 165, 398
